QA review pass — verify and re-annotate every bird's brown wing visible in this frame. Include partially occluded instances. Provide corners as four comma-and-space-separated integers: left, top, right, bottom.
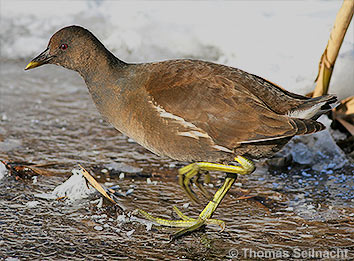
143, 60, 301, 149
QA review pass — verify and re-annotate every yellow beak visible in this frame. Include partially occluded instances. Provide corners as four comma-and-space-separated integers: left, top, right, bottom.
25, 61, 41, 70
24, 48, 52, 70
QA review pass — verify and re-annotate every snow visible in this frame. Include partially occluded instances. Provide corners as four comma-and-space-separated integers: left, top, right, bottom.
94, 225, 103, 231
25, 200, 40, 208
51, 169, 96, 201
278, 115, 349, 171
0, 0, 353, 99
126, 229, 135, 237
0, 162, 7, 180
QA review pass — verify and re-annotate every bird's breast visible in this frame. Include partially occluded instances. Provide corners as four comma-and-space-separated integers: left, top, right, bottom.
86, 81, 233, 162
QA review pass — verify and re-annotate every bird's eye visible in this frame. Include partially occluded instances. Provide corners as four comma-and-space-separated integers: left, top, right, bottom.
60, 44, 68, 50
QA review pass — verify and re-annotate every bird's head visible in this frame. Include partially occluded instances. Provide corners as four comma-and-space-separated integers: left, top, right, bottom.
25, 25, 103, 72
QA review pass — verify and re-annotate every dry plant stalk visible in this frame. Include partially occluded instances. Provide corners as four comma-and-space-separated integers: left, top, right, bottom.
79, 164, 124, 209
333, 96, 354, 135
313, 0, 354, 97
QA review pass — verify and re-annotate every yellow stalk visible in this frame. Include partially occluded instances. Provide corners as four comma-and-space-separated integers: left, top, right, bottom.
313, 0, 354, 97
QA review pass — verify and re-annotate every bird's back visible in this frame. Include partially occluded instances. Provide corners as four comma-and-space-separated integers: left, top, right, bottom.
105, 59, 337, 161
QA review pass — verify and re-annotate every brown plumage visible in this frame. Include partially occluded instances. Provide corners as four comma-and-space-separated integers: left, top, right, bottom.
25, 25, 337, 162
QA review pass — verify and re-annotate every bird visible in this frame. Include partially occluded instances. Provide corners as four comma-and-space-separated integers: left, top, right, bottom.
25, 25, 337, 239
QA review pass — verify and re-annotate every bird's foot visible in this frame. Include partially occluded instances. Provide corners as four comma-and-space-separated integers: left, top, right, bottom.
178, 156, 255, 203
136, 156, 255, 239
137, 205, 225, 240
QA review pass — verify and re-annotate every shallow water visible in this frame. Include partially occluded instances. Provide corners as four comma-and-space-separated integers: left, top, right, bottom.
0, 60, 353, 260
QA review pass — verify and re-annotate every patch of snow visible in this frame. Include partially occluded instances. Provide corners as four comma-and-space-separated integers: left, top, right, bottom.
94, 225, 103, 231
117, 214, 129, 223
0, 162, 7, 180
5, 258, 20, 261
25, 201, 40, 208
126, 229, 135, 237
125, 188, 134, 196
34, 193, 56, 200
1, 113, 8, 121
284, 207, 294, 212
51, 169, 96, 201
278, 115, 349, 171
182, 203, 190, 208
97, 197, 103, 208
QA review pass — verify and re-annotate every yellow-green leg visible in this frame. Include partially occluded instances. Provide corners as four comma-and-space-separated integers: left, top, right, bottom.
178, 156, 254, 202
137, 156, 255, 239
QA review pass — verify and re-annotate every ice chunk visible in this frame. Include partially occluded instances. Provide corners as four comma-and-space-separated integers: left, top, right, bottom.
130, 215, 154, 231
5, 258, 20, 261
183, 203, 190, 208
0, 162, 7, 180
117, 214, 129, 223
51, 169, 96, 201
94, 225, 103, 231
277, 116, 348, 171
126, 229, 135, 237
125, 188, 134, 196
291, 142, 313, 165
25, 201, 40, 208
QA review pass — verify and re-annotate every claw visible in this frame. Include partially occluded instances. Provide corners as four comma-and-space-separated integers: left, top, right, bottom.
194, 173, 211, 200
178, 156, 255, 204
179, 165, 200, 203
178, 165, 213, 203
171, 218, 205, 240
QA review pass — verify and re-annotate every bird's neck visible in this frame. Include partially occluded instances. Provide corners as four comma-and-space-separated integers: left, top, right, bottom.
76, 47, 127, 85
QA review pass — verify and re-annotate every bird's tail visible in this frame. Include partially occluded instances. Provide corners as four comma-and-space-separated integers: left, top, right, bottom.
287, 94, 338, 120
290, 118, 326, 136
288, 94, 338, 136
